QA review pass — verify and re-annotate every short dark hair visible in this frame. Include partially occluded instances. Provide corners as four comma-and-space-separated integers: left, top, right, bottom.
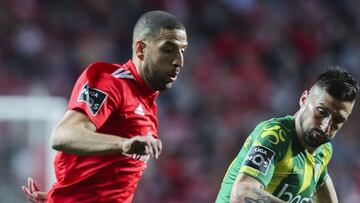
133, 10, 185, 42
315, 65, 359, 102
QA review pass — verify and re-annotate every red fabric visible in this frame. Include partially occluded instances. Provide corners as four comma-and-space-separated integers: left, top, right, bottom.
47, 60, 159, 203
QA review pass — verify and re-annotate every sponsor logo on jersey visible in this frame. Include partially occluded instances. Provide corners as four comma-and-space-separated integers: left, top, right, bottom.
277, 184, 311, 203
261, 124, 286, 145
243, 145, 275, 175
293, 166, 304, 174
78, 82, 107, 115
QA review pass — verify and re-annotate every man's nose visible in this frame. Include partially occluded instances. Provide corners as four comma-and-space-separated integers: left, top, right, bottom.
320, 118, 332, 133
172, 51, 184, 67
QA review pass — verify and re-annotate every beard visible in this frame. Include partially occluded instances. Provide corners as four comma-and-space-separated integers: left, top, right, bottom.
299, 113, 330, 149
143, 59, 173, 91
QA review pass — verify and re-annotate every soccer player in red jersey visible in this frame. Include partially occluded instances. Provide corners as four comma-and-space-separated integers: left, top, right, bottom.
21, 10, 188, 203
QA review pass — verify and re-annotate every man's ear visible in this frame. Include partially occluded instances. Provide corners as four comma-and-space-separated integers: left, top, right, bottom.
299, 90, 309, 108
135, 40, 146, 60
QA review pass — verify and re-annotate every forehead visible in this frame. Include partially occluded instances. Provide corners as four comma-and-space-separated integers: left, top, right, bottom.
154, 29, 188, 47
309, 89, 354, 118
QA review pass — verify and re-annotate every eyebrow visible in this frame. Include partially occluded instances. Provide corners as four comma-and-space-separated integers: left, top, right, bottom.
163, 40, 188, 48
163, 41, 177, 46
318, 103, 347, 122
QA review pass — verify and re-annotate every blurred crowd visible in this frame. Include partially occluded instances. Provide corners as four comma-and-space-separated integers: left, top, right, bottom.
1, 0, 360, 202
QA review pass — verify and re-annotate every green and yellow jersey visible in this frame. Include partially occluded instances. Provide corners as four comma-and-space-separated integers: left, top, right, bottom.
216, 115, 332, 203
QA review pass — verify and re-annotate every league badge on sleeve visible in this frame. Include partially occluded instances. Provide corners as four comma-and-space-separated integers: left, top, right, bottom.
243, 145, 275, 175
77, 82, 107, 115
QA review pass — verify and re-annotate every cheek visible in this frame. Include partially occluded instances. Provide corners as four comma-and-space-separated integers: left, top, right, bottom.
149, 51, 159, 62
157, 50, 175, 61
301, 109, 313, 123
301, 113, 320, 131
158, 54, 173, 64
306, 109, 321, 125
143, 51, 153, 64
146, 48, 161, 60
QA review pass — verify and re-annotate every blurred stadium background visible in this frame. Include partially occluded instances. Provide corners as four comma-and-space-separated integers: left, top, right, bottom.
1, 0, 360, 202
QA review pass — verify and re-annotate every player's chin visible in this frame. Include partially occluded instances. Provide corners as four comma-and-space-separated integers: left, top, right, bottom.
158, 81, 175, 91
165, 81, 175, 89
306, 137, 328, 148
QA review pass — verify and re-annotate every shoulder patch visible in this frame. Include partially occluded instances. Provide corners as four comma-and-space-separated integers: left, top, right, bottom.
77, 83, 107, 115
112, 68, 134, 79
243, 145, 275, 175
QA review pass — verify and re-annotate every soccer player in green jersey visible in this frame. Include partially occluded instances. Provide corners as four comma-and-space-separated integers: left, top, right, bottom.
216, 66, 359, 203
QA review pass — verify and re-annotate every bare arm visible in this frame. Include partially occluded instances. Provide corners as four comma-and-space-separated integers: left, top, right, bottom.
314, 176, 338, 203
51, 110, 162, 157
231, 173, 286, 203
22, 110, 162, 202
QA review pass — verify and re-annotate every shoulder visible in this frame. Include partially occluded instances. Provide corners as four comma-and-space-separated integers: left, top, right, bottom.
80, 61, 135, 85
74, 62, 135, 99
258, 116, 294, 132
252, 116, 294, 146
83, 62, 121, 79
319, 142, 333, 158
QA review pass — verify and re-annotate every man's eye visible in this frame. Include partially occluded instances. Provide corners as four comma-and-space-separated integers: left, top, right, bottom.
162, 47, 174, 53
317, 108, 328, 117
333, 117, 345, 124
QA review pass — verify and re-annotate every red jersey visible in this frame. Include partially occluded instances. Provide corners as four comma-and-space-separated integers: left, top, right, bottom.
47, 60, 159, 203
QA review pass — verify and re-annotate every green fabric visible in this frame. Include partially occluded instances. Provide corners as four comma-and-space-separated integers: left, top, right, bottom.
216, 115, 332, 203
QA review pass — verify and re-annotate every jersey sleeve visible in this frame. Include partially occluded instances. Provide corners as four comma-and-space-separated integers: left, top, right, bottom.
317, 168, 328, 187
68, 63, 123, 129
317, 143, 333, 186
239, 120, 289, 187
